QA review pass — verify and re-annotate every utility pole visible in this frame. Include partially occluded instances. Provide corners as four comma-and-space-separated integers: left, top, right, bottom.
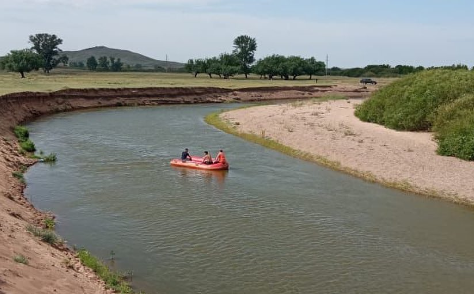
326, 54, 329, 76
166, 54, 169, 73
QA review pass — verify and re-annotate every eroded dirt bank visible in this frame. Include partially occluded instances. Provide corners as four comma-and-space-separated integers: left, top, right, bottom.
0, 85, 371, 294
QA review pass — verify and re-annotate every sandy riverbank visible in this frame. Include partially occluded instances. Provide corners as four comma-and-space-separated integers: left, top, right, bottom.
0, 85, 371, 293
221, 99, 474, 205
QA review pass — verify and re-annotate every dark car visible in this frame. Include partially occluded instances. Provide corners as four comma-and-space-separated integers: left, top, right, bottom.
360, 78, 377, 85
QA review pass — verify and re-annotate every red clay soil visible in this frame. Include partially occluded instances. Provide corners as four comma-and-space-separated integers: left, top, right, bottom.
0, 85, 372, 294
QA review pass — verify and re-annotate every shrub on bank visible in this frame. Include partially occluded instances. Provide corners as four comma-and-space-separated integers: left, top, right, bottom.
20, 139, 36, 152
13, 125, 29, 141
355, 69, 474, 131
355, 69, 474, 161
434, 94, 474, 160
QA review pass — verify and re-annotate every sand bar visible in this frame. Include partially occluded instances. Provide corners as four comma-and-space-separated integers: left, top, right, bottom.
221, 99, 474, 205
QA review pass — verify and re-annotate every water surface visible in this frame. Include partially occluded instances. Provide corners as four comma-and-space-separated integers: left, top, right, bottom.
25, 104, 474, 294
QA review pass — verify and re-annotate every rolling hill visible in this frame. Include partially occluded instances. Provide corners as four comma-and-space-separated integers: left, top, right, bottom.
62, 46, 184, 69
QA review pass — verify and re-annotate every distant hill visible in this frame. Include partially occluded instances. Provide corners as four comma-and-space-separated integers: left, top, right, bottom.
62, 46, 184, 69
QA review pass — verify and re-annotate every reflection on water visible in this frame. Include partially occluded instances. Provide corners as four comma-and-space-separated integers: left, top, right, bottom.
25, 104, 474, 294
173, 167, 228, 186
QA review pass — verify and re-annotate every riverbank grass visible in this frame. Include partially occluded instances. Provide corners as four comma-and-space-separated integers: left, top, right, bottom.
26, 224, 62, 245
205, 106, 465, 205
13, 125, 57, 162
0, 70, 397, 96
77, 249, 139, 294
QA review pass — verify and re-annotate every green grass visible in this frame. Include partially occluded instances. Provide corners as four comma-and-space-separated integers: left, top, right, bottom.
355, 69, 474, 161
0, 69, 396, 96
14, 125, 36, 152
13, 126, 58, 161
13, 254, 29, 265
13, 126, 29, 141
32, 152, 58, 163
78, 249, 138, 294
19, 139, 36, 152
44, 218, 55, 230
26, 225, 62, 245
12, 171, 25, 184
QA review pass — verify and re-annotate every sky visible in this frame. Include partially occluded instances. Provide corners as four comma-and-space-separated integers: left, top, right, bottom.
1, 0, 473, 68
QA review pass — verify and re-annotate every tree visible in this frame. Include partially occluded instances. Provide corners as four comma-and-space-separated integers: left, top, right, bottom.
232, 35, 257, 78
97, 56, 109, 71
86, 56, 98, 70
286, 56, 306, 80
29, 33, 64, 73
253, 55, 285, 80
185, 59, 209, 77
0, 49, 42, 78
304, 57, 325, 80
218, 53, 240, 79
110, 57, 123, 72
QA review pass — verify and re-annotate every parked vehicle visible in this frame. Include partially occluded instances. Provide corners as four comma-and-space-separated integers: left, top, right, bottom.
360, 78, 377, 85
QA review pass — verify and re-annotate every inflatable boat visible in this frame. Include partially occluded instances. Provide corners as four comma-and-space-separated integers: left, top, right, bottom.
170, 156, 229, 171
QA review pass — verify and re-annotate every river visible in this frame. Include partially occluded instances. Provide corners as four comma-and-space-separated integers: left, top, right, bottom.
25, 104, 474, 294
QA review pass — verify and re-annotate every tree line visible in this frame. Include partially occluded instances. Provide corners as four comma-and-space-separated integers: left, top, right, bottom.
2, 33, 472, 79
70, 57, 166, 72
185, 35, 326, 80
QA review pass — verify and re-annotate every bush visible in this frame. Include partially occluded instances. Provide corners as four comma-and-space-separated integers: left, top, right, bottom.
434, 95, 474, 160
20, 139, 36, 152
42, 153, 57, 163
13, 254, 29, 265
13, 126, 29, 142
355, 69, 474, 131
355, 69, 474, 161
44, 218, 55, 230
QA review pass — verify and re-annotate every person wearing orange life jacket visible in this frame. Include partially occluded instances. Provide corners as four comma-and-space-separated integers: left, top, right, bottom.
214, 149, 226, 164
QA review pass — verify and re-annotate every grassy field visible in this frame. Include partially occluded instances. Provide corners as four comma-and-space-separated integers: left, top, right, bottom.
0, 69, 396, 96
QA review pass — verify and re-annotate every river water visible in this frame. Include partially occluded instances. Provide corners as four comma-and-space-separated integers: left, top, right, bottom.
25, 104, 474, 294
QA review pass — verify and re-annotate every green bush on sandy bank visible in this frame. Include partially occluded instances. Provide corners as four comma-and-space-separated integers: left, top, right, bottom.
355, 69, 474, 160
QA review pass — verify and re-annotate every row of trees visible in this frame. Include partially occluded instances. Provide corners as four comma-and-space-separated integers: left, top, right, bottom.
185, 35, 326, 80
0, 33, 67, 78
329, 64, 472, 78
185, 35, 258, 79
84, 56, 124, 71
70, 57, 166, 72
329, 64, 425, 78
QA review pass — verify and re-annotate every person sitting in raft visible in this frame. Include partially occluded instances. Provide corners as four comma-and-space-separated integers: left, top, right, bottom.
214, 149, 226, 164
181, 148, 192, 162
202, 151, 213, 164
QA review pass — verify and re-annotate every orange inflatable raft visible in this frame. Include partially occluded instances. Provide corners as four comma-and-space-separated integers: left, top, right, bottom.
170, 156, 229, 171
